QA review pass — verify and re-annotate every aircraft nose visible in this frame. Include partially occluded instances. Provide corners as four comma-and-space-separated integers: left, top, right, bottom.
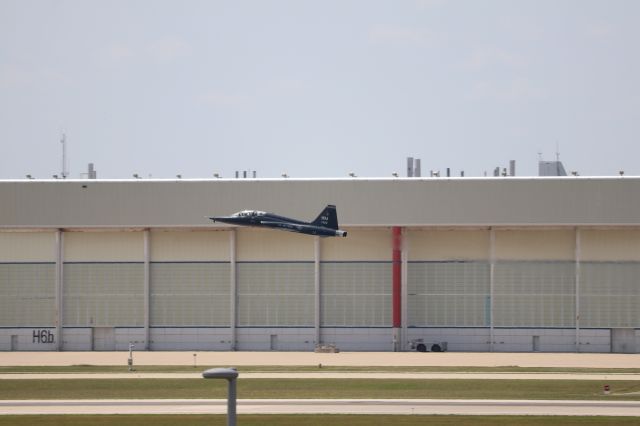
210, 216, 234, 223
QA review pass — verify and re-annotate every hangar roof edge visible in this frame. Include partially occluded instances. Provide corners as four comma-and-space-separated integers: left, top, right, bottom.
1, 176, 639, 183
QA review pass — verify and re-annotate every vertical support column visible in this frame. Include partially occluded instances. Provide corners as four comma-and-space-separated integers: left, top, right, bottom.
489, 227, 495, 352
400, 228, 408, 351
392, 226, 402, 352
227, 376, 237, 426
229, 230, 237, 351
55, 229, 64, 351
314, 236, 321, 348
575, 227, 581, 352
143, 229, 150, 350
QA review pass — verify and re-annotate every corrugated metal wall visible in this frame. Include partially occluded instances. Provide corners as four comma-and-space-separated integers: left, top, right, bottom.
237, 262, 314, 326
237, 230, 314, 327
1, 224, 640, 351
63, 263, 144, 326
493, 230, 576, 328
580, 262, 640, 328
579, 230, 640, 328
493, 261, 575, 327
408, 261, 490, 327
150, 263, 230, 326
321, 230, 392, 327
150, 230, 230, 327
0, 232, 56, 327
321, 262, 392, 327
63, 232, 144, 327
0, 263, 55, 326
407, 230, 489, 327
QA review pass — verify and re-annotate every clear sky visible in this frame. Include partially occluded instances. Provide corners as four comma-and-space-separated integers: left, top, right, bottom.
1, 0, 638, 179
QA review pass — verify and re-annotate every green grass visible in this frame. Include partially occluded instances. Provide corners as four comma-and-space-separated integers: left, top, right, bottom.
2, 364, 640, 374
0, 415, 638, 426
1, 378, 639, 400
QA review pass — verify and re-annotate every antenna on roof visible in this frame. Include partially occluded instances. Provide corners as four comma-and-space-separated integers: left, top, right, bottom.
60, 133, 69, 179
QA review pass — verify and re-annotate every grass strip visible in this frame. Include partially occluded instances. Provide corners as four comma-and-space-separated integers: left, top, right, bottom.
0, 415, 638, 426
1, 379, 639, 400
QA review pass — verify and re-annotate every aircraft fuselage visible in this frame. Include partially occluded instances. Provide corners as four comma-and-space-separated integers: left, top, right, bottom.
209, 205, 347, 237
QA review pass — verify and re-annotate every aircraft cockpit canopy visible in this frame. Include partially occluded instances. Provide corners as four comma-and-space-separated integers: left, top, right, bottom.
233, 210, 266, 217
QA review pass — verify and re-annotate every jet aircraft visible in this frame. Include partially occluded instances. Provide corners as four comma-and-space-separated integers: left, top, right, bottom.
210, 204, 347, 237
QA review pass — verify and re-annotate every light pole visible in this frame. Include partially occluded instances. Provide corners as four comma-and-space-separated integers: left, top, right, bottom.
127, 343, 135, 371
202, 367, 238, 426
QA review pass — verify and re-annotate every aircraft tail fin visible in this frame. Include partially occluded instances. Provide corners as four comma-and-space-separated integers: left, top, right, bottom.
312, 205, 339, 230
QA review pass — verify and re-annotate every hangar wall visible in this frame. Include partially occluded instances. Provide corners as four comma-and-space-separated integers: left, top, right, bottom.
2, 177, 640, 228
1, 226, 639, 352
1, 178, 639, 353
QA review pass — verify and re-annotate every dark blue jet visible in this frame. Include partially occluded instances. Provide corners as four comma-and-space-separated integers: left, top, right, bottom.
210, 205, 347, 237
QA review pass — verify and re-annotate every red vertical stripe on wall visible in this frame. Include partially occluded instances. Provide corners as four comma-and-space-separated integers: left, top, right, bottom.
392, 226, 402, 328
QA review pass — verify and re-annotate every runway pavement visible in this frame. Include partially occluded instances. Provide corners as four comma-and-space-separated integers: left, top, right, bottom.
2, 398, 640, 416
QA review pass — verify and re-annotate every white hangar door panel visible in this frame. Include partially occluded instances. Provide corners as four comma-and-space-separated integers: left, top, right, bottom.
93, 327, 115, 351
63, 232, 144, 329
611, 328, 636, 353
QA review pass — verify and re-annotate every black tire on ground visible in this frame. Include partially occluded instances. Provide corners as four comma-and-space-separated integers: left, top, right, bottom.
416, 343, 427, 352
431, 343, 442, 352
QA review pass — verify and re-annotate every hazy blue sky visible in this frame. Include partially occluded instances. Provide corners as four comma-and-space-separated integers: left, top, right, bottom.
1, 0, 638, 179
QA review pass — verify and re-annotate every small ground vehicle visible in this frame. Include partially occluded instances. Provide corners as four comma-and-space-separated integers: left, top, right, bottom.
409, 339, 448, 352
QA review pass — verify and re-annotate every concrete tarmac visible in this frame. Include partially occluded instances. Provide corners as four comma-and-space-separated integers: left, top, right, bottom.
1, 351, 640, 368
2, 398, 640, 416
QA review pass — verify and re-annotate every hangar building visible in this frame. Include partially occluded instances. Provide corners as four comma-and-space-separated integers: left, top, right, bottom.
1, 177, 639, 353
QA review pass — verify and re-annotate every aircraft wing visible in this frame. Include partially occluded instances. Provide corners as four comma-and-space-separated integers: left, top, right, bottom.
261, 220, 304, 229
